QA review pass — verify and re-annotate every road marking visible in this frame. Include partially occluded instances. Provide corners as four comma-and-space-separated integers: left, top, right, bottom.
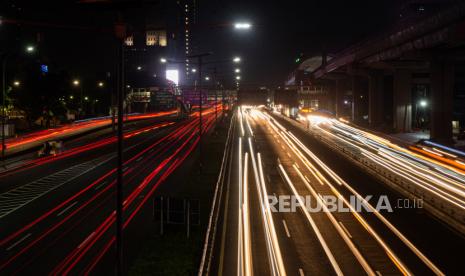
94, 181, 108, 190
0, 155, 113, 219
57, 201, 79, 217
299, 268, 305, 276
281, 145, 285, 150
282, 220, 291, 237
294, 163, 300, 169
287, 152, 292, 158
7, 233, 32, 251
376, 271, 382, 276
338, 221, 353, 239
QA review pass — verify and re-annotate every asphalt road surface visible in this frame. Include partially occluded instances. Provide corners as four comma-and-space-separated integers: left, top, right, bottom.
0, 110, 217, 274
212, 107, 465, 275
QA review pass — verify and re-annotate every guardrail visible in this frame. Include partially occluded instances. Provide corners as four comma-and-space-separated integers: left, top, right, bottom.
198, 112, 236, 276
273, 112, 465, 236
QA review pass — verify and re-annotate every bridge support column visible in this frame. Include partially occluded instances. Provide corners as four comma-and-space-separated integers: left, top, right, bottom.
393, 69, 412, 132
430, 59, 454, 144
369, 71, 385, 128
352, 76, 368, 124
334, 80, 344, 118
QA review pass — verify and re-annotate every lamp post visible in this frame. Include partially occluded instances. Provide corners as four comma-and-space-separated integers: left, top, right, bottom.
72, 79, 84, 119
188, 53, 211, 172
1, 53, 9, 160
2, 45, 35, 160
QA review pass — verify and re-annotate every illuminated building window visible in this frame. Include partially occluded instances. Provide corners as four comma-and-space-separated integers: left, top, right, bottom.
158, 31, 167, 46
146, 30, 167, 47
146, 31, 157, 46
125, 36, 134, 46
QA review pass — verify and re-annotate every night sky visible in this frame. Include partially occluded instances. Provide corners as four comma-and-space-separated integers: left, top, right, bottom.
1, 0, 399, 87
198, 0, 397, 86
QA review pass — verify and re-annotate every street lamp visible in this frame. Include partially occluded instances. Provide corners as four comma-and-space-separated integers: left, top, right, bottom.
13, 81, 20, 87
205, 76, 210, 81
25, 45, 35, 53
234, 22, 252, 30
72, 79, 84, 119
160, 58, 167, 63
419, 100, 428, 107
2, 46, 35, 159
235, 68, 241, 73
233, 57, 241, 63
236, 76, 241, 80
137, 66, 142, 70
191, 68, 197, 73
98, 81, 104, 87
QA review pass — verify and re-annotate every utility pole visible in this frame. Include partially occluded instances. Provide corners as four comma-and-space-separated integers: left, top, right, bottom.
114, 20, 126, 276
1, 54, 8, 161
189, 53, 210, 172
79, 85, 84, 119
213, 67, 218, 122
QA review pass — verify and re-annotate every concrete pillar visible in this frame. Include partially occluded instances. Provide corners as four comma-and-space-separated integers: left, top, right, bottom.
352, 76, 367, 124
369, 71, 385, 128
334, 80, 342, 118
393, 69, 412, 132
430, 58, 454, 143
325, 85, 334, 112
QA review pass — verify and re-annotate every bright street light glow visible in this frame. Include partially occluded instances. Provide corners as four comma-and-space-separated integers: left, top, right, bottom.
69, 95, 74, 99
137, 66, 142, 70
236, 76, 241, 80
25, 45, 35, 53
98, 82, 104, 87
84, 96, 89, 101
13, 81, 20, 87
205, 76, 210, 81
166, 69, 179, 85
73, 80, 80, 86
233, 57, 241, 63
420, 100, 428, 107
234, 22, 252, 29
191, 68, 197, 73
160, 58, 167, 63
235, 68, 241, 73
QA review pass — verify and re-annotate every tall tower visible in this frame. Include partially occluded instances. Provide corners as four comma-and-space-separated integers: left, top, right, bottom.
179, 0, 197, 84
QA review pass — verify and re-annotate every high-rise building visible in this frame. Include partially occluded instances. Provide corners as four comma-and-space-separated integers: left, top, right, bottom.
177, 0, 197, 83
123, 0, 197, 87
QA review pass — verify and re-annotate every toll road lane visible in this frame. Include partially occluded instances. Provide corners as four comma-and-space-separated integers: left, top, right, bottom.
0, 112, 218, 274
